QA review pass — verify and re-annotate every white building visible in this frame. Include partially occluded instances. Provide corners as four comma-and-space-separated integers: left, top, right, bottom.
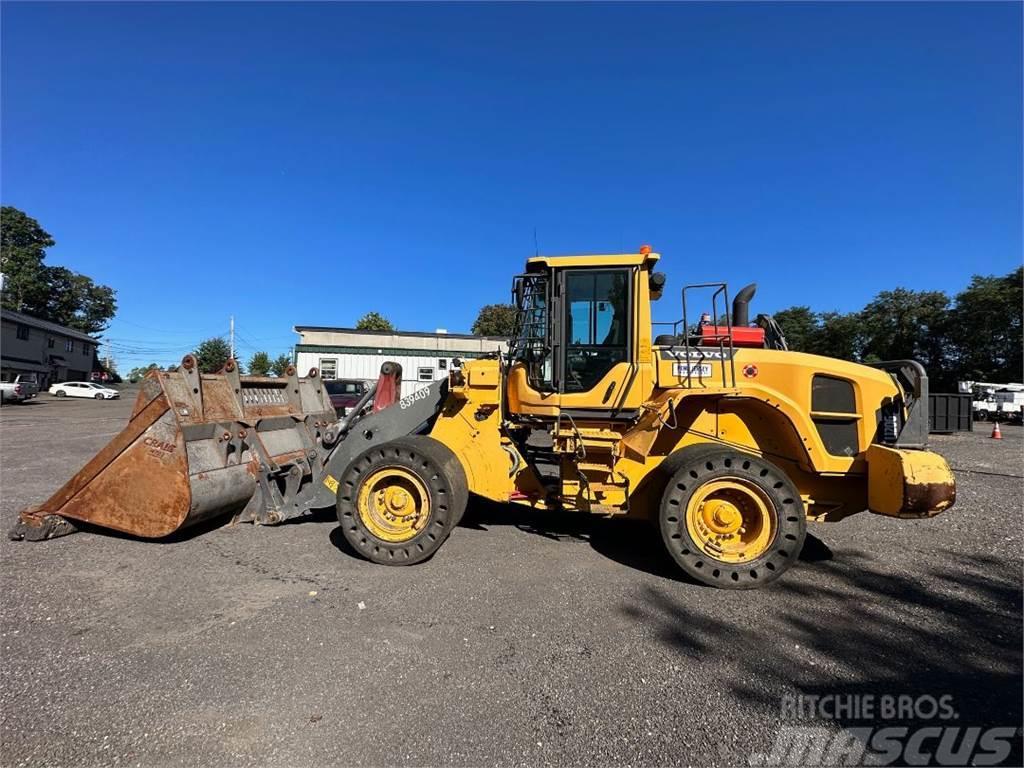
293, 326, 507, 393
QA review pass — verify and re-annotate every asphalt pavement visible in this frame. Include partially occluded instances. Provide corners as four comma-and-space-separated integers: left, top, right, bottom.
1, 390, 1020, 767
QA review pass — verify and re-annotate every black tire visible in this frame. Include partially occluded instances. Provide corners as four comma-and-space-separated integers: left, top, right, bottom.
659, 445, 806, 589
94, 393, 104, 400
337, 435, 468, 565
976, 409, 989, 422
55, 390, 66, 398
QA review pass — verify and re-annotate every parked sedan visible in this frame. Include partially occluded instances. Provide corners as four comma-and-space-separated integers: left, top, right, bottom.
49, 381, 121, 400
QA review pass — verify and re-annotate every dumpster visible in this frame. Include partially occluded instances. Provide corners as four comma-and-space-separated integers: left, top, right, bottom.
928, 393, 973, 434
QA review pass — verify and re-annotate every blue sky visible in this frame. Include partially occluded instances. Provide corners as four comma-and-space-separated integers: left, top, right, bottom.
2, 2, 1021, 370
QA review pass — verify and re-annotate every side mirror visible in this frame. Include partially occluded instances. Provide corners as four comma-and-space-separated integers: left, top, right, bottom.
649, 272, 667, 301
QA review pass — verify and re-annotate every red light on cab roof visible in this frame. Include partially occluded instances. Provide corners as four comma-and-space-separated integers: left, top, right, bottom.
639, 244, 652, 255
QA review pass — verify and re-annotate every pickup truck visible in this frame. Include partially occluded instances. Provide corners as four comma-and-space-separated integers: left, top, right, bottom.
0, 374, 39, 404
994, 390, 1024, 423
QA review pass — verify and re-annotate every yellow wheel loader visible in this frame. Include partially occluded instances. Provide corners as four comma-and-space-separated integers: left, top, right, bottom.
11, 248, 956, 589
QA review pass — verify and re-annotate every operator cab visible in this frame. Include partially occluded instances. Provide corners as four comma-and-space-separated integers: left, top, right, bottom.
504, 246, 781, 422
506, 248, 662, 419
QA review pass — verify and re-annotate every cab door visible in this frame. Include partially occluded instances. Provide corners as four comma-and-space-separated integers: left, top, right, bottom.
506, 266, 646, 418
556, 268, 640, 416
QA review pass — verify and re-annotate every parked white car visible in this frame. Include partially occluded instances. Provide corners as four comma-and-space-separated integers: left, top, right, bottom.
49, 381, 120, 400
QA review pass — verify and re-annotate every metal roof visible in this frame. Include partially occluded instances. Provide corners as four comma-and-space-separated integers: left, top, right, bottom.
525, 251, 661, 269
0, 357, 51, 373
293, 326, 507, 342
1, 308, 101, 344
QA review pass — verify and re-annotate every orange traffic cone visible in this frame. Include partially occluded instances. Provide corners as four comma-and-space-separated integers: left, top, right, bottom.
991, 421, 1003, 439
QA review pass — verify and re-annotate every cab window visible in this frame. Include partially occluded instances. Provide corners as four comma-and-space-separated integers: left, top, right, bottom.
510, 273, 553, 391
563, 270, 629, 392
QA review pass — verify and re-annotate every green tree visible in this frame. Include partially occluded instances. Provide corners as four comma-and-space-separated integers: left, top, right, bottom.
1, 206, 54, 315
43, 267, 117, 334
194, 337, 232, 373
270, 353, 292, 377
947, 267, 1023, 383
355, 311, 395, 331
128, 363, 160, 383
770, 306, 863, 361
815, 312, 863, 362
0, 206, 117, 333
70, 275, 116, 334
248, 351, 271, 376
44, 267, 80, 329
471, 304, 517, 337
771, 268, 1021, 383
859, 289, 951, 376
772, 306, 819, 352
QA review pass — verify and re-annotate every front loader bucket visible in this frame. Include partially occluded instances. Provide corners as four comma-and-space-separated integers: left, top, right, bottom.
10, 355, 338, 541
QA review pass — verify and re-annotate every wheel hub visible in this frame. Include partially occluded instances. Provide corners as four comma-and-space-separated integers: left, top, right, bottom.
704, 500, 742, 534
686, 478, 777, 564
385, 488, 410, 513
358, 467, 430, 542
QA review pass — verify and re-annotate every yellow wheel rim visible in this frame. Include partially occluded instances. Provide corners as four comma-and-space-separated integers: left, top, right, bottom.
357, 467, 431, 543
685, 478, 776, 564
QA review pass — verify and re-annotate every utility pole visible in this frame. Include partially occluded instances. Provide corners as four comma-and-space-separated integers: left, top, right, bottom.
229, 315, 235, 362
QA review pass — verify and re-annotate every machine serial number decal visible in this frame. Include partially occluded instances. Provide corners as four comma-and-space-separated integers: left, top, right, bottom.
323, 475, 339, 494
672, 363, 713, 378
400, 388, 431, 409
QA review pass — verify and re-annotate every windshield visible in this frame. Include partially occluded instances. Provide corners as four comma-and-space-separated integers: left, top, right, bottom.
325, 381, 364, 395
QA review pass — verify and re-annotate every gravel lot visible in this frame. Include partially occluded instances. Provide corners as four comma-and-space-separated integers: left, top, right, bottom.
1, 389, 1021, 767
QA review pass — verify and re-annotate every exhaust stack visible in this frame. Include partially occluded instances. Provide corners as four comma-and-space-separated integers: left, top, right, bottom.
732, 283, 757, 327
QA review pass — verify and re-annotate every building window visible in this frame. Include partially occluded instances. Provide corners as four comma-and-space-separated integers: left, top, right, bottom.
47, 337, 55, 349
418, 367, 434, 382
319, 358, 338, 380
438, 358, 447, 371
65, 339, 75, 353
83, 344, 92, 356
16, 325, 29, 340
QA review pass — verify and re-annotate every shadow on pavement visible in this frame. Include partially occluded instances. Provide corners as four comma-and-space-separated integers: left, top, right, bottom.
621, 550, 1022, 766
460, 496, 835, 584
31, 511, 239, 544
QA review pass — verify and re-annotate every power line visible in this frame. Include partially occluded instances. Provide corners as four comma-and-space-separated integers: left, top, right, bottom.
112, 317, 226, 336
234, 328, 291, 354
